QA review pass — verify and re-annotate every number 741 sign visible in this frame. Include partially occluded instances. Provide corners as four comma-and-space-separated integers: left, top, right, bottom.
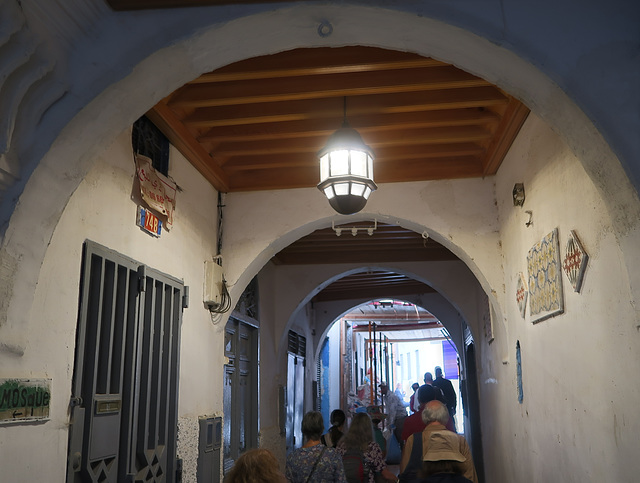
136, 206, 162, 237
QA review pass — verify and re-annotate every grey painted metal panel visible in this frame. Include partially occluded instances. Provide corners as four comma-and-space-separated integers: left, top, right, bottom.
222, 317, 258, 476
197, 416, 222, 482
67, 240, 183, 483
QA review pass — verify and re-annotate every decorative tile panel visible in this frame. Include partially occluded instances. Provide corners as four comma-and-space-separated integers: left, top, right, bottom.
516, 272, 528, 318
563, 230, 589, 292
527, 228, 564, 323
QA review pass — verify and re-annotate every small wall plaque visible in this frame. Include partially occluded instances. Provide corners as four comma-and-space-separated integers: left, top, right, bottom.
563, 230, 589, 292
516, 272, 528, 318
136, 206, 162, 237
0, 379, 51, 424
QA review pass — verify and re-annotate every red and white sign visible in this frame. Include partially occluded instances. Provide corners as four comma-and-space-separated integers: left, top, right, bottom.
135, 154, 176, 228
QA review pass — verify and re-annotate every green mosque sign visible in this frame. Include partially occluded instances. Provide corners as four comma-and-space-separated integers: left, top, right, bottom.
0, 379, 51, 423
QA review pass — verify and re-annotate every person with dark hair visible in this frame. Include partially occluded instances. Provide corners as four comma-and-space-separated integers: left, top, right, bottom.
286, 411, 347, 483
423, 373, 445, 402
225, 448, 287, 483
409, 383, 421, 414
399, 402, 477, 483
337, 412, 398, 483
322, 409, 347, 448
432, 367, 457, 432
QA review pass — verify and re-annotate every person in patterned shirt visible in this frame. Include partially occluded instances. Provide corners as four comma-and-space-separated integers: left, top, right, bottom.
337, 412, 398, 483
286, 411, 347, 483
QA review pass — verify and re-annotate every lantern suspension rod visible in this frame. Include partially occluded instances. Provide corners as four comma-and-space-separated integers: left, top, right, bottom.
342, 96, 348, 127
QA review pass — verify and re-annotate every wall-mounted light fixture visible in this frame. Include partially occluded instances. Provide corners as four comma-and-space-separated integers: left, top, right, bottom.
317, 98, 377, 215
332, 219, 377, 237
513, 183, 525, 206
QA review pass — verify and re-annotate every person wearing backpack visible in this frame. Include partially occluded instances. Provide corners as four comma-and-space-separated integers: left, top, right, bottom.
399, 401, 477, 483
322, 409, 347, 448
337, 412, 398, 483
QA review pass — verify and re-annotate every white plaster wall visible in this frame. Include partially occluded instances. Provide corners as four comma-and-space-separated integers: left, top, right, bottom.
256, 262, 287, 465
0, 3, 639, 482
223, 180, 503, 329
5, 2, 640, 373
228, 114, 640, 482
0, 130, 223, 481
483, 114, 640, 482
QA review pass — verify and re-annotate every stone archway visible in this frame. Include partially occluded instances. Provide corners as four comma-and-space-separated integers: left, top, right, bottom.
2, 3, 636, 334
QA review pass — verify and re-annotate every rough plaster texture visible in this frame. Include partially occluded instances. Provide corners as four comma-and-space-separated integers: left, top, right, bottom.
242, 115, 640, 482
177, 417, 200, 483
0, 131, 223, 480
0, 2, 639, 483
2, 1, 638, 361
483, 115, 640, 482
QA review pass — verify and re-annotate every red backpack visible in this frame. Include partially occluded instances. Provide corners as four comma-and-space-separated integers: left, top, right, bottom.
342, 449, 371, 483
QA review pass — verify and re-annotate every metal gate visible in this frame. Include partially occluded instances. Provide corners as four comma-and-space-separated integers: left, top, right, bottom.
67, 241, 184, 483
223, 317, 258, 474
285, 331, 306, 452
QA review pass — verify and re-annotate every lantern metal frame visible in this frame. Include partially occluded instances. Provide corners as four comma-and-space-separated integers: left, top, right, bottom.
317, 100, 377, 215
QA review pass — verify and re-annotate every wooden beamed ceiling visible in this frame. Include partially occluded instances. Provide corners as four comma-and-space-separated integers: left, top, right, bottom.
148, 46, 529, 194
145, 45, 529, 306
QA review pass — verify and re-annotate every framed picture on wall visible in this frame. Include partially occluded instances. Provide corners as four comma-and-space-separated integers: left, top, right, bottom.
527, 228, 564, 323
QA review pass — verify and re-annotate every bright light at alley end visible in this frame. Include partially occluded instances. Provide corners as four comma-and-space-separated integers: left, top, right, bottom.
317, 125, 377, 215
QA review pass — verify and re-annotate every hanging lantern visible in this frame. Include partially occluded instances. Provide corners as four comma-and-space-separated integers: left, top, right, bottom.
317, 100, 377, 215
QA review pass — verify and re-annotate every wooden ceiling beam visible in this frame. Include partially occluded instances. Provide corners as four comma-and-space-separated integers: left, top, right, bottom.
146, 102, 230, 192
373, 143, 485, 161
179, 88, 508, 128
223, 155, 487, 190
213, 126, 490, 158
483, 98, 530, 175
227, 165, 317, 191
193, 56, 447, 83
170, 66, 491, 107
196, 109, 499, 141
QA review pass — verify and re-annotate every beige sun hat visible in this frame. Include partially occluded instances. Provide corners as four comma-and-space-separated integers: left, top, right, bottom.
423, 431, 467, 462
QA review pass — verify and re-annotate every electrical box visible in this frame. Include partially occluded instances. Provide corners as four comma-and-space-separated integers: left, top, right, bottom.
204, 261, 224, 309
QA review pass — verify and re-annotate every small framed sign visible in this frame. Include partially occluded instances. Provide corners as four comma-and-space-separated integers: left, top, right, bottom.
0, 379, 51, 424
136, 206, 162, 237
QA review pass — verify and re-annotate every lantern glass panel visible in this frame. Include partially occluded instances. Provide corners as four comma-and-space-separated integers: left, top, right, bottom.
351, 183, 365, 197
363, 186, 372, 199
368, 157, 374, 181
323, 186, 335, 199
334, 182, 350, 196
319, 154, 330, 182
330, 150, 349, 176
351, 151, 368, 177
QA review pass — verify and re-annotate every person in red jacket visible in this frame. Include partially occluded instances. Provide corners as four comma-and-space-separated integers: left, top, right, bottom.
401, 385, 454, 442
